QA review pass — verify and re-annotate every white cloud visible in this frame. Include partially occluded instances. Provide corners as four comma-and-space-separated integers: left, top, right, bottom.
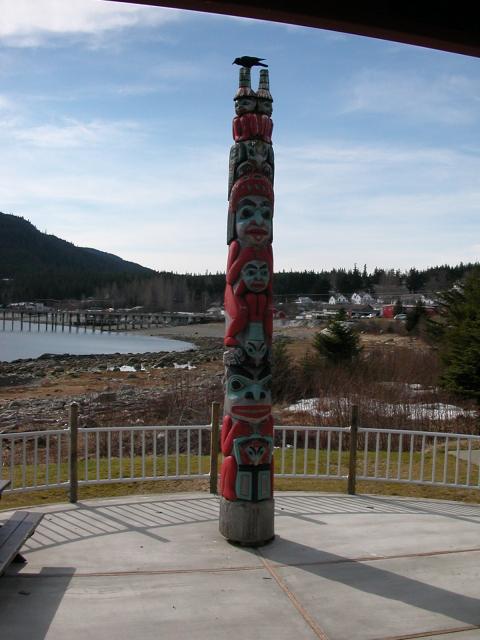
0, 95, 11, 109
0, 0, 180, 46
343, 69, 480, 125
277, 141, 480, 194
272, 139, 480, 270
1, 132, 479, 272
10, 118, 141, 148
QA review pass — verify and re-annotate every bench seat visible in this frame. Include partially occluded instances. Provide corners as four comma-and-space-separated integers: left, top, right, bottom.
0, 479, 11, 495
0, 511, 44, 576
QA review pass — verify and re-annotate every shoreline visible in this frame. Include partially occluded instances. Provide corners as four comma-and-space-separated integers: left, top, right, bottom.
135, 321, 225, 340
0, 321, 423, 435
0, 326, 226, 433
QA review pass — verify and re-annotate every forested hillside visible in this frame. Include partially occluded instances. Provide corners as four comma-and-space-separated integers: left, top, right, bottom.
1, 212, 477, 310
0, 212, 155, 303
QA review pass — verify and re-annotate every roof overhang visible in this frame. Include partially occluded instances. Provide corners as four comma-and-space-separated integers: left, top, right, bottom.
108, 1, 480, 58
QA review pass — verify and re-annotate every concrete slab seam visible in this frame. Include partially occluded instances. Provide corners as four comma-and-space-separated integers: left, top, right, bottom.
3, 565, 266, 579
9, 545, 480, 579
287, 546, 480, 570
259, 556, 330, 640
371, 622, 480, 640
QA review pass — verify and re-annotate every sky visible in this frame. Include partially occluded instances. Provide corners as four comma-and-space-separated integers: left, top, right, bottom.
0, 0, 479, 274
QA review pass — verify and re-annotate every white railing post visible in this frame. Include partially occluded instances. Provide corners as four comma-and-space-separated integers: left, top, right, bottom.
69, 402, 79, 503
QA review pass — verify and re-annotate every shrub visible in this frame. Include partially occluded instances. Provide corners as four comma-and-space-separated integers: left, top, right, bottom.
406, 300, 427, 333
271, 339, 298, 402
312, 317, 362, 365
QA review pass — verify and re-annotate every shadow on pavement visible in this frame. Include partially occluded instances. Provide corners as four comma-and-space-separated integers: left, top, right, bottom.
256, 537, 480, 627
275, 494, 480, 525
0, 567, 75, 640
21, 496, 220, 553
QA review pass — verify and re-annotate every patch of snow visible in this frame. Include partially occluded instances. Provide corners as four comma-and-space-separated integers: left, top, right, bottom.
285, 397, 477, 421
405, 403, 477, 420
173, 362, 196, 370
286, 398, 350, 418
378, 382, 436, 395
108, 365, 146, 372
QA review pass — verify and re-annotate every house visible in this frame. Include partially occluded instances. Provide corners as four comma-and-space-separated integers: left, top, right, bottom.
382, 303, 438, 318
295, 296, 314, 305
350, 305, 379, 318
206, 306, 224, 319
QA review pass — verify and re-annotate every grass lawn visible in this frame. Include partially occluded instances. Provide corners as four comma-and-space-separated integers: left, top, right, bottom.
1, 447, 479, 511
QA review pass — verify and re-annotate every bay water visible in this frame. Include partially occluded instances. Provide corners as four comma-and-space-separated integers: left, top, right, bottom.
0, 322, 194, 362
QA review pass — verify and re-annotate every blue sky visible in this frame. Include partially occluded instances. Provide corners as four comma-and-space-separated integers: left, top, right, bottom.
0, 0, 479, 274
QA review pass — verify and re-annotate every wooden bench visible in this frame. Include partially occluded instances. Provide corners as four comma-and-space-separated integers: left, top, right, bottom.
0, 479, 10, 496
0, 481, 44, 576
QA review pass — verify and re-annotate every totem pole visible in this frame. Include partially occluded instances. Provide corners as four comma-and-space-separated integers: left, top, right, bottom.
218, 62, 275, 545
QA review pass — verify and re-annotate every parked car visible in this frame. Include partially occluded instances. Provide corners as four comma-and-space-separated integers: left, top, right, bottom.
394, 313, 407, 321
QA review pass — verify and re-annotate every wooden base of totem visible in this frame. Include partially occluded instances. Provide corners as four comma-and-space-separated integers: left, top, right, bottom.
219, 497, 275, 546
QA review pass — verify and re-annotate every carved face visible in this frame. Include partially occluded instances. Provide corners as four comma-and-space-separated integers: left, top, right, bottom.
225, 367, 271, 423
241, 260, 270, 292
256, 98, 273, 116
234, 141, 273, 183
236, 196, 273, 247
234, 96, 256, 116
244, 321, 267, 366
234, 436, 273, 466
244, 336, 267, 366
246, 140, 269, 163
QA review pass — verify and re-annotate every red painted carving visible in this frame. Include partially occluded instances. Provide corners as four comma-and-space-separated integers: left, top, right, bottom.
224, 241, 273, 346
232, 113, 273, 143
220, 415, 274, 501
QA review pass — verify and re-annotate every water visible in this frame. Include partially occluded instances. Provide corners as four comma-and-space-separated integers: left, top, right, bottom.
0, 322, 194, 362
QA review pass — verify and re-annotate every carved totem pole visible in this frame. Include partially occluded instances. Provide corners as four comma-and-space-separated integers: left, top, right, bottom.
218, 63, 275, 545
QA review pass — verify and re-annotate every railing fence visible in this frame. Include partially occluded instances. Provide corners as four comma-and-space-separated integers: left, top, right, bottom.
1, 403, 479, 502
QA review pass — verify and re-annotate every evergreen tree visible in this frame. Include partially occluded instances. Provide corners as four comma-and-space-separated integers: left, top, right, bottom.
393, 299, 404, 316
406, 300, 426, 332
351, 264, 363, 291
312, 313, 362, 364
430, 269, 480, 402
405, 267, 426, 293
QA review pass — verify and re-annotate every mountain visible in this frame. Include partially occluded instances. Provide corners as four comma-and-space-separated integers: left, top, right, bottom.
0, 212, 156, 303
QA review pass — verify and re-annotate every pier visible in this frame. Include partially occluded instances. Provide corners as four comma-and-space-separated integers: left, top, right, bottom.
1, 309, 208, 333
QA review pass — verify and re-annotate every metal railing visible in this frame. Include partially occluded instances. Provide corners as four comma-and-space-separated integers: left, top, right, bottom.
0, 427, 71, 493
274, 425, 351, 479
0, 422, 212, 497
1, 403, 479, 501
357, 427, 480, 489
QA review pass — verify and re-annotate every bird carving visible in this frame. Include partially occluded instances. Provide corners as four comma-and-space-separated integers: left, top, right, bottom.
233, 56, 268, 68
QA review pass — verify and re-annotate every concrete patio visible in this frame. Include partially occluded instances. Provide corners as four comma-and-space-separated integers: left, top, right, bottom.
1, 491, 479, 640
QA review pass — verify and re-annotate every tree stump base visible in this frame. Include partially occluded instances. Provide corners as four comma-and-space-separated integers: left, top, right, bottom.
219, 497, 275, 546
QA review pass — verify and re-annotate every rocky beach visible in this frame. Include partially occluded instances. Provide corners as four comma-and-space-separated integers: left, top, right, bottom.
0, 327, 226, 434
1, 320, 441, 436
